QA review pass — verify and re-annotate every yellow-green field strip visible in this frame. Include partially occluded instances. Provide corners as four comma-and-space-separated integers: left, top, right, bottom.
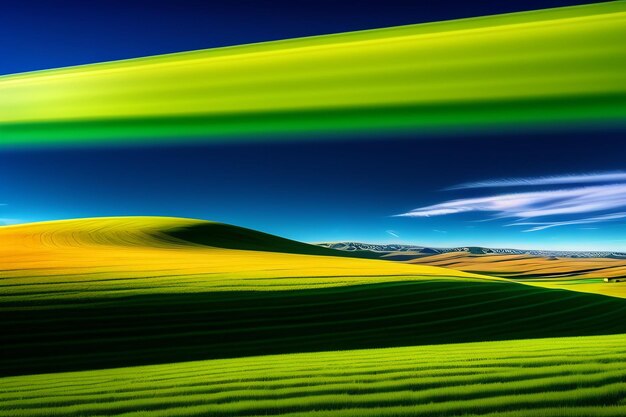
4, 278, 626, 376
1, 1, 625, 146
2, 334, 626, 416
2, 218, 626, 376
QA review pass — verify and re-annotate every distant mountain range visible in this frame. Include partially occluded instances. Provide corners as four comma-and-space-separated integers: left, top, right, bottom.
317, 242, 626, 259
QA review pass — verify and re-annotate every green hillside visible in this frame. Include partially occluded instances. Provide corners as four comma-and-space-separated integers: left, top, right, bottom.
162, 220, 373, 257
4, 278, 626, 376
2, 333, 625, 417
2, 215, 626, 417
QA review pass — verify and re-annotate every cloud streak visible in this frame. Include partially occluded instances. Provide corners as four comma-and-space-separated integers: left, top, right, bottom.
507, 212, 626, 232
397, 184, 626, 220
448, 171, 626, 190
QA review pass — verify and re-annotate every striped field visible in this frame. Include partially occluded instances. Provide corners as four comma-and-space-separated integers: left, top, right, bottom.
2, 217, 626, 416
413, 252, 626, 298
0, 217, 489, 299
2, 334, 626, 417
2, 217, 626, 376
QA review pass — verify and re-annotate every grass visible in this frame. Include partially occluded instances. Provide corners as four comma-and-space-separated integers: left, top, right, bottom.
4, 278, 626, 376
2, 217, 626, 376
1, 334, 625, 416
2, 216, 626, 417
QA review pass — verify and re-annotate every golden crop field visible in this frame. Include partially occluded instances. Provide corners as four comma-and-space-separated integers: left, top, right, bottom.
0, 217, 491, 302
414, 252, 626, 298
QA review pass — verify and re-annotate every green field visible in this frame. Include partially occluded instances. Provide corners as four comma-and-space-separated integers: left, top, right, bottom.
3, 1, 626, 415
2, 217, 626, 415
2, 334, 626, 417
4, 279, 626, 377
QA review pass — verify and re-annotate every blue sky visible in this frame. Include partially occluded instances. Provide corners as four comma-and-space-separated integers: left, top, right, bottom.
0, 0, 603, 76
2, 0, 625, 251
3, 129, 626, 251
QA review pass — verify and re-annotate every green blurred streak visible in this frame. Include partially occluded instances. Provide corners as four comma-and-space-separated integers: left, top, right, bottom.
1, 1, 625, 147
3, 94, 626, 148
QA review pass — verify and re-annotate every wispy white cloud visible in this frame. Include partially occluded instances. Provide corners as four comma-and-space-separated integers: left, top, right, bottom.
448, 171, 626, 190
432, 229, 447, 233
386, 230, 399, 238
396, 184, 626, 220
507, 212, 626, 232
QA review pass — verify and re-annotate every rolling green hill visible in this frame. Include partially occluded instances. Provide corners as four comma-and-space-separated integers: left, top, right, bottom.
0, 216, 357, 256
2, 217, 626, 377
2, 333, 626, 417
4, 279, 626, 377
162, 220, 375, 257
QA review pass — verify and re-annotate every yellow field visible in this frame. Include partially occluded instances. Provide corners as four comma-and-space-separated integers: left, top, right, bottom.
0, 217, 493, 302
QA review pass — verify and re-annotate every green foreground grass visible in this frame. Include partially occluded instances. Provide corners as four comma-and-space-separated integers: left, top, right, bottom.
1, 334, 625, 417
